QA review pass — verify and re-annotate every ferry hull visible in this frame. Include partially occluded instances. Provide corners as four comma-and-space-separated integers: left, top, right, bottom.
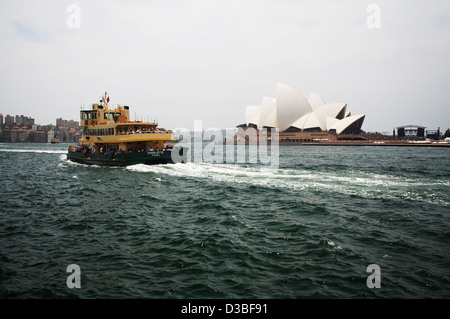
67, 149, 187, 166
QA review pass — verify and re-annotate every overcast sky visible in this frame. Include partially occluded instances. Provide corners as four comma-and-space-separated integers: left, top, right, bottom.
0, 0, 449, 132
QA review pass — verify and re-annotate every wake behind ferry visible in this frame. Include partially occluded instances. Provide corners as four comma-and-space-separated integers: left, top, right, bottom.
67, 92, 187, 166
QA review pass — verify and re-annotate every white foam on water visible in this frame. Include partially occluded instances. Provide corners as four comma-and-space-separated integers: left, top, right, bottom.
58, 154, 88, 167
116, 162, 450, 206
127, 162, 446, 188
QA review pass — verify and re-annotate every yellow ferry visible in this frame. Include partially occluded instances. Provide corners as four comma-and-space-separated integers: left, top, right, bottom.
67, 92, 187, 166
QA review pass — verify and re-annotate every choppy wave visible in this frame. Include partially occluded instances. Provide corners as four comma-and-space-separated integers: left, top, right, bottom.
1, 144, 449, 299
126, 162, 449, 206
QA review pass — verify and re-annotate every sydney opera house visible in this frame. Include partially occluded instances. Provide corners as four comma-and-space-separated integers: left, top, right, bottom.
238, 83, 365, 143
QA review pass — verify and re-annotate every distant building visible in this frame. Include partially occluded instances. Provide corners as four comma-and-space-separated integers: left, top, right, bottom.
14, 115, 34, 126
33, 131, 47, 143
241, 83, 365, 135
426, 127, 442, 140
5, 115, 14, 125
56, 118, 79, 130
395, 125, 426, 140
10, 126, 31, 142
0, 113, 92, 143
47, 130, 55, 143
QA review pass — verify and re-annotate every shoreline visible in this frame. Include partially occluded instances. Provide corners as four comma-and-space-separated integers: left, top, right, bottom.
278, 141, 450, 147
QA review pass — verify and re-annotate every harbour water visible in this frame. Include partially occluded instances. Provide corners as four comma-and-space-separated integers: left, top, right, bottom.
0, 143, 449, 298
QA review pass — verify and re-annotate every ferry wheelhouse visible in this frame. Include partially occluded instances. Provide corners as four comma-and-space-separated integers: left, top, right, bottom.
67, 93, 186, 166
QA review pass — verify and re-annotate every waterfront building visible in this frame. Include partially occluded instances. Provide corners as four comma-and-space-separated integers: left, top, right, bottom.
10, 126, 31, 143
33, 131, 47, 143
47, 130, 55, 143
395, 125, 426, 140
241, 83, 365, 136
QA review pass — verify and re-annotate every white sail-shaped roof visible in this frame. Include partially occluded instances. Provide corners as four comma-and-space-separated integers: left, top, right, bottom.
245, 105, 261, 127
314, 103, 347, 128
243, 83, 365, 135
276, 83, 312, 131
260, 97, 277, 128
336, 114, 365, 134
326, 117, 340, 131
291, 113, 311, 130
302, 113, 323, 130
291, 112, 324, 130
308, 92, 326, 110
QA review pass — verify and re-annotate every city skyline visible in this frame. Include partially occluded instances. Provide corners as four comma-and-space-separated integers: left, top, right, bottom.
0, 112, 81, 143
0, 112, 79, 127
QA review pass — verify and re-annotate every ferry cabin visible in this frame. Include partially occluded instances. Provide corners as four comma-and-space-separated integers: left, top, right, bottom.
78, 102, 175, 153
